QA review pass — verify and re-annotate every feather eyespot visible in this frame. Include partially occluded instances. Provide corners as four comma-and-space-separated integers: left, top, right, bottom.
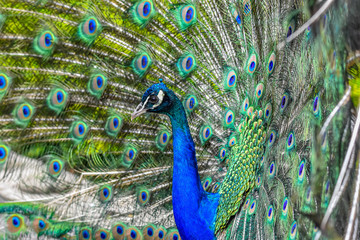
267, 53, 276, 74
88, 74, 107, 98
126, 226, 142, 240
105, 115, 122, 137
282, 197, 289, 217
177, 54, 196, 77
244, 198, 250, 209
264, 103, 272, 121
122, 147, 137, 167
241, 97, 250, 113
78, 16, 101, 44
156, 130, 171, 150
0, 144, 10, 164
142, 224, 156, 238
165, 230, 181, 240
289, 221, 297, 239
267, 205, 274, 223
243, 0, 251, 15
269, 161, 276, 177
79, 228, 92, 240
224, 110, 234, 128
184, 95, 198, 112
154, 226, 167, 239
32, 217, 49, 233
182, 5, 195, 23
298, 160, 305, 183
228, 134, 237, 147
132, 52, 152, 76
95, 229, 110, 240
268, 130, 277, 147
212, 182, 220, 193
137, 188, 150, 206
286, 132, 296, 151
237, 121, 244, 133
47, 88, 68, 113
246, 54, 257, 75
248, 200, 256, 215
231, 8, 241, 24
313, 95, 320, 117
34, 31, 57, 55
247, 106, 254, 117
7, 214, 25, 234
99, 185, 113, 202
224, 69, 237, 90
280, 93, 290, 112
70, 121, 88, 142
202, 177, 212, 191
14, 102, 35, 127
254, 82, 264, 101
137, 1, 153, 19
286, 18, 295, 38
219, 147, 227, 161
112, 223, 126, 240
256, 175, 262, 188
199, 125, 212, 144
0, 73, 11, 97
48, 159, 64, 178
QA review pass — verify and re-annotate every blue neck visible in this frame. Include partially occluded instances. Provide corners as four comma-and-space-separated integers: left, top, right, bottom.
167, 98, 219, 240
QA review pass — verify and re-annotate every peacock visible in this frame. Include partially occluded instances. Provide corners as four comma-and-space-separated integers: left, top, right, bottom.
0, 0, 359, 239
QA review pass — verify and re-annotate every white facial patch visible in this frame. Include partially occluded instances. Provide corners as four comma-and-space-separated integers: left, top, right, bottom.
151, 90, 165, 109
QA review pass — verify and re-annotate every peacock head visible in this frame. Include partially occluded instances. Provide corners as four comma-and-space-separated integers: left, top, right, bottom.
131, 82, 176, 119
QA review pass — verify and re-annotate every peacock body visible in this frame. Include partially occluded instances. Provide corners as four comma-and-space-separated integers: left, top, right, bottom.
0, 0, 359, 239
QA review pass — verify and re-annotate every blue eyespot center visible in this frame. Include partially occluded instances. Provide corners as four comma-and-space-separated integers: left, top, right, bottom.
129, 150, 134, 159
245, 103, 248, 110
270, 163, 274, 174
141, 192, 147, 201
288, 134, 293, 146
113, 118, 119, 128
103, 188, 109, 198
281, 96, 286, 108
251, 202, 255, 209
141, 56, 148, 68
88, 19, 96, 34
244, 3, 251, 14
44, 33, 52, 47
222, 150, 225, 157
189, 98, 194, 108
229, 75, 235, 85
143, 2, 150, 17
227, 114, 232, 123
39, 220, 45, 229
291, 223, 297, 234
173, 234, 179, 240
147, 228, 153, 236
283, 200, 288, 210
130, 230, 137, 239
287, 26, 292, 37
326, 182, 330, 193
236, 15, 241, 24
258, 90, 261, 96
78, 124, 84, 135
270, 133, 274, 142
313, 97, 319, 112
249, 61, 255, 71
269, 60, 273, 71
0, 76, 6, 89
299, 164, 304, 176
162, 133, 167, 142
12, 217, 20, 227
97, 76, 103, 88
205, 181, 208, 188
205, 128, 210, 138
185, 57, 193, 70
117, 226, 123, 235
0, 147, 5, 159
159, 230, 164, 238
268, 208, 272, 217
100, 232, 107, 239
82, 230, 90, 239
185, 8, 193, 21
57, 92, 63, 102
22, 105, 30, 117
53, 161, 60, 172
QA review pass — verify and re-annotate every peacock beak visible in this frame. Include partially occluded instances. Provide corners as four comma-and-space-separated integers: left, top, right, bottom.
131, 102, 147, 120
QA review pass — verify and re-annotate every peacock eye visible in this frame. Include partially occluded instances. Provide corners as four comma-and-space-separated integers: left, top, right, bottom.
148, 95, 158, 104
